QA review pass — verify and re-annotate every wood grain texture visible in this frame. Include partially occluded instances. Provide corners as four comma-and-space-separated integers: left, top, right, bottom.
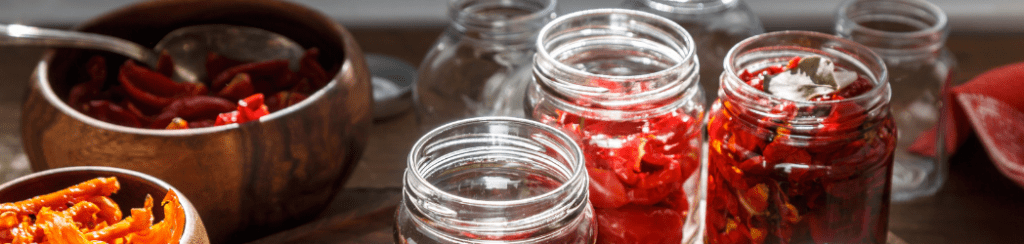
18, 0, 372, 243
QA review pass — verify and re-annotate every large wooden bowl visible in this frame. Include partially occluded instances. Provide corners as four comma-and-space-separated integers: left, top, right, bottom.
19, 0, 372, 242
0, 166, 210, 244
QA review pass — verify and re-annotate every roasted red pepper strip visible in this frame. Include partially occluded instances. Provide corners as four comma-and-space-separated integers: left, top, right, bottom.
120, 60, 206, 98
595, 206, 684, 244
68, 56, 108, 109
266, 91, 309, 112
211, 59, 290, 92
297, 48, 329, 88
217, 73, 256, 101
149, 96, 236, 128
205, 52, 246, 83
82, 101, 141, 128
587, 168, 629, 209
156, 50, 175, 78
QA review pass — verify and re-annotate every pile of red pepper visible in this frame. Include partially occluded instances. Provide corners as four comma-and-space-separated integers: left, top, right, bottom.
705, 57, 896, 243
539, 101, 702, 244
67, 48, 330, 129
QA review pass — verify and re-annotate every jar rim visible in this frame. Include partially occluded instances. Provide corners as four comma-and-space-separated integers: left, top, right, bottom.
723, 30, 889, 106
835, 0, 949, 39
406, 116, 587, 206
448, 0, 558, 29
535, 8, 696, 82
642, 0, 739, 14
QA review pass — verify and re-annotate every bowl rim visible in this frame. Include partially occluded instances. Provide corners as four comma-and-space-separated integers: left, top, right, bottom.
0, 166, 204, 244
30, 0, 359, 137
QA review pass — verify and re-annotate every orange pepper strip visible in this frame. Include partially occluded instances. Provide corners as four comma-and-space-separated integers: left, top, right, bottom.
85, 195, 153, 242
85, 196, 123, 225
7, 201, 104, 242
36, 207, 92, 244
0, 177, 119, 216
10, 220, 36, 244
128, 190, 186, 244
0, 211, 18, 229
66, 201, 102, 227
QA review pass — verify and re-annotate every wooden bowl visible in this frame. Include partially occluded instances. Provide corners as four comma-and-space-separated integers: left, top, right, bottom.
0, 166, 209, 244
19, 0, 372, 242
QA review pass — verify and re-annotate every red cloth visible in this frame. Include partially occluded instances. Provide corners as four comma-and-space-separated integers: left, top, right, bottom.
910, 62, 1024, 187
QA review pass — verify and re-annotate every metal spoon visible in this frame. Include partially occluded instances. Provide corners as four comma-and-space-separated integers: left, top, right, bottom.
0, 24, 304, 82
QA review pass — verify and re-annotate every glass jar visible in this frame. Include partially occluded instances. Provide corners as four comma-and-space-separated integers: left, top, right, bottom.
623, 0, 764, 105
706, 31, 895, 243
414, 0, 557, 132
527, 9, 706, 244
835, 0, 956, 202
394, 117, 595, 243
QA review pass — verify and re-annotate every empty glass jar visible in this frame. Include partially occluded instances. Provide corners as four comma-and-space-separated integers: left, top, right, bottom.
414, 0, 557, 132
527, 9, 706, 244
623, 0, 764, 104
706, 31, 895, 243
394, 117, 595, 243
835, 0, 956, 201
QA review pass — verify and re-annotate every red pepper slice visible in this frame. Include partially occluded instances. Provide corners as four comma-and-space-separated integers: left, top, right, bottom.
217, 73, 256, 101
68, 56, 107, 108
120, 60, 206, 98
156, 50, 175, 77
297, 48, 330, 88
205, 52, 245, 82
214, 94, 270, 126
266, 91, 309, 112
595, 206, 684, 244
210, 59, 290, 92
238, 93, 270, 121
587, 168, 629, 209
626, 183, 675, 206
214, 111, 241, 126
763, 141, 812, 168
81, 100, 141, 127
149, 96, 235, 128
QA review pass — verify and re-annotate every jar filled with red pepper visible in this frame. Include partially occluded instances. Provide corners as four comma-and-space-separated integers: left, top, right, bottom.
528, 9, 706, 244
705, 31, 895, 243
394, 117, 595, 243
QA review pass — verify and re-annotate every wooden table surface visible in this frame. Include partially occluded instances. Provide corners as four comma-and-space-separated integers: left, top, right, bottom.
2, 29, 1024, 244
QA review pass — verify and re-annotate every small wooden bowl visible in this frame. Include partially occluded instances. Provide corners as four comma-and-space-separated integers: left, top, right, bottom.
19, 0, 372, 242
0, 166, 209, 244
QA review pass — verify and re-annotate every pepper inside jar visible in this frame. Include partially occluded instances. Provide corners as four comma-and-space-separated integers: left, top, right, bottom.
706, 31, 896, 244
528, 9, 707, 244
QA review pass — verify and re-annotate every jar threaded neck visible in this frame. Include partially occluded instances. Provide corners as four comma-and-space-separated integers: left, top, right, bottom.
448, 0, 557, 42
835, 0, 949, 56
402, 117, 590, 242
720, 31, 891, 141
531, 8, 700, 120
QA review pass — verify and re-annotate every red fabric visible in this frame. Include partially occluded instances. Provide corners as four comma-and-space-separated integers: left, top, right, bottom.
910, 62, 1024, 187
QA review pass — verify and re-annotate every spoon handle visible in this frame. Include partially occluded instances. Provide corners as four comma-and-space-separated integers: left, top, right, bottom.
0, 24, 159, 67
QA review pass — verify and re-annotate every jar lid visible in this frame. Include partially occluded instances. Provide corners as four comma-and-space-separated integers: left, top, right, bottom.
366, 54, 416, 119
